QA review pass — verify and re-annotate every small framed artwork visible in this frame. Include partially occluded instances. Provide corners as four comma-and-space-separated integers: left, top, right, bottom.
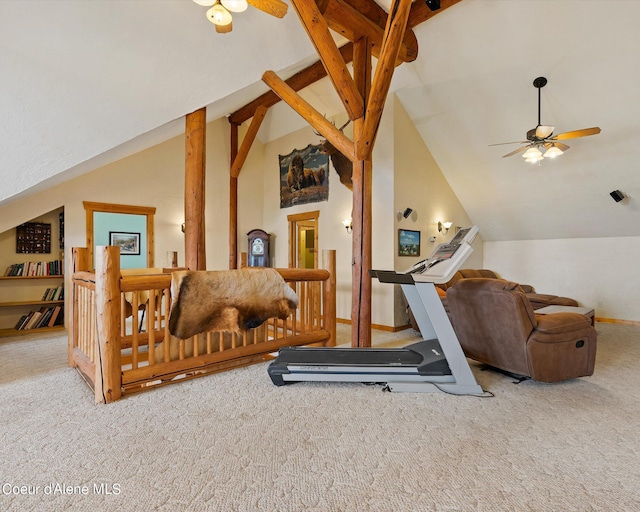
398, 229, 420, 257
109, 231, 140, 255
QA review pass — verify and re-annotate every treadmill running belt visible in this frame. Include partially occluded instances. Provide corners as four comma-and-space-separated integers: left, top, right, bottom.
273, 347, 423, 367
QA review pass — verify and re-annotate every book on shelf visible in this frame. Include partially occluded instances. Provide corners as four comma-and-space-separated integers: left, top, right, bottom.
4, 259, 63, 277
40, 285, 64, 301
14, 305, 63, 330
47, 306, 62, 327
14, 314, 30, 330
37, 307, 54, 328
23, 311, 43, 330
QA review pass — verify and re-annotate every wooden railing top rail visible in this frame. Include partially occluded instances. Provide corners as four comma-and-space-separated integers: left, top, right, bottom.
277, 268, 330, 282
120, 274, 171, 292
73, 267, 331, 293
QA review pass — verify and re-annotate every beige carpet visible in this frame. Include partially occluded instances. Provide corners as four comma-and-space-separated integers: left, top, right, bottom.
1, 323, 639, 511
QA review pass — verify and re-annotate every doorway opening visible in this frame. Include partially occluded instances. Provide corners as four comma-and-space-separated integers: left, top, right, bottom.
287, 210, 319, 269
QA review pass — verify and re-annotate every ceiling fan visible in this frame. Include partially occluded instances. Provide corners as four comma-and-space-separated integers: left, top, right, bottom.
491, 77, 601, 163
193, 0, 288, 34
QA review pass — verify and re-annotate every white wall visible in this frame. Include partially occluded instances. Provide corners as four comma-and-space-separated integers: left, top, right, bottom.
393, 98, 483, 325
255, 106, 397, 327
484, 237, 640, 321
0, 117, 233, 272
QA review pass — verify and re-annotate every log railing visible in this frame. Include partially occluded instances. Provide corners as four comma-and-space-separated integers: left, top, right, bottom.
69, 246, 336, 403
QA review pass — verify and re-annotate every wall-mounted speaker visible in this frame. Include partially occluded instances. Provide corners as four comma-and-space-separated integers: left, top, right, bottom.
610, 190, 625, 202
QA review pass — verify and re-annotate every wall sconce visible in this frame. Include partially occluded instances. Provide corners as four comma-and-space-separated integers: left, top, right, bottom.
181, 223, 186, 233
342, 218, 353, 234
438, 221, 452, 235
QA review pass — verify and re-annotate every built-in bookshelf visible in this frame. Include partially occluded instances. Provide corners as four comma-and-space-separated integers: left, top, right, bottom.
1, 209, 65, 337
0, 269, 64, 337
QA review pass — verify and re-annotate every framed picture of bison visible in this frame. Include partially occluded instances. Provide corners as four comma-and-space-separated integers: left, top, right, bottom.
279, 144, 329, 208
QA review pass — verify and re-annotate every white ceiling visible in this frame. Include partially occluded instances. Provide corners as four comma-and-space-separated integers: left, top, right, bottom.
2, 0, 639, 241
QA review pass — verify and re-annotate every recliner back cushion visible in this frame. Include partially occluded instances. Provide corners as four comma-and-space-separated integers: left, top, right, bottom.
438, 269, 499, 291
447, 278, 535, 376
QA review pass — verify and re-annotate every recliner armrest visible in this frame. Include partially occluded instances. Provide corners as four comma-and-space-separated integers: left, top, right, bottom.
535, 312, 591, 334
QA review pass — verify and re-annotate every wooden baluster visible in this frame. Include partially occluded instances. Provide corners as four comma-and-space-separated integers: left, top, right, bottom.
148, 291, 156, 366
323, 250, 337, 346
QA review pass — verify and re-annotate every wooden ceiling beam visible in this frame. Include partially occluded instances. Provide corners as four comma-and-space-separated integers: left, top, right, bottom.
316, 0, 418, 64
247, 0, 288, 19
357, 0, 412, 160
230, 0, 463, 125
262, 70, 356, 162
290, 0, 364, 120
229, 43, 353, 126
230, 105, 268, 178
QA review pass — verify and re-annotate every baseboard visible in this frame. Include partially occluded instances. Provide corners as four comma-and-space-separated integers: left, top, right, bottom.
338, 317, 640, 328
595, 317, 640, 326
336, 318, 412, 332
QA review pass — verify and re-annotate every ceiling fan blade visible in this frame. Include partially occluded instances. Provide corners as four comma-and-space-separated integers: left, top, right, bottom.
502, 145, 530, 158
550, 127, 601, 141
489, 140, 528, 146
215, 21, 233, 33
535, 125, 554, 139
247, 0, 288, 18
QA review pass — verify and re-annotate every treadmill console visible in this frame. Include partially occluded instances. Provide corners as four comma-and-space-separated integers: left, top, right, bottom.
403, 226, 479, 284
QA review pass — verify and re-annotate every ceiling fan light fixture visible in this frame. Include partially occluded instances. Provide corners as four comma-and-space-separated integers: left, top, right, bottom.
522, 146, 542, 159
207, 2, 233, 26
221, 0, 248, 12
525, 154, 544, 164
544, 145, 564, 158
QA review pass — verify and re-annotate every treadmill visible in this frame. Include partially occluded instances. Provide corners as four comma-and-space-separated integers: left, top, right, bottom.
267, 226, 483, 395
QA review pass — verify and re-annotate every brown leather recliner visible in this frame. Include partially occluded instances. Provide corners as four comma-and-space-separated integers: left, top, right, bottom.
447, 278, 597, 383
437, 269, 579, 311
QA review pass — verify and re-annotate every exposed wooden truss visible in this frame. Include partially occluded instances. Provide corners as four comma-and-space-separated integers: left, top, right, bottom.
221, 0, 463, 345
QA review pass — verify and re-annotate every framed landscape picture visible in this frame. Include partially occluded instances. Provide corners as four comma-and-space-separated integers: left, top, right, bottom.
109, 231, 140, 255
398, 229, 420, 257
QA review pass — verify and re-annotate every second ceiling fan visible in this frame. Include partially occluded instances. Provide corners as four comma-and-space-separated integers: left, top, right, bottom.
491, 77, 601, 163
194, 0, 288, 33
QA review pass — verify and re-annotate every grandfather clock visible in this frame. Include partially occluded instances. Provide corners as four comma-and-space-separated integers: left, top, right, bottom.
247, 229, 271, 267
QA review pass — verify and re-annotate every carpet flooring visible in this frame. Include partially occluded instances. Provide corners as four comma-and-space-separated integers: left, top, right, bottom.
1, 323, 639, 511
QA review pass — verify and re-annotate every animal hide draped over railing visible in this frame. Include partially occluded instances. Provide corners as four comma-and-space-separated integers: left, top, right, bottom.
69, 246, 336, 403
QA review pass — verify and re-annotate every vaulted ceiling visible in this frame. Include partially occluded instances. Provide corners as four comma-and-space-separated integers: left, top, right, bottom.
2, 1, 639, 241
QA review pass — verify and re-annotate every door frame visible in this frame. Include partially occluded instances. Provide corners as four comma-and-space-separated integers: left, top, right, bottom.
83, 201, 156, 270
287, 210, 319, 269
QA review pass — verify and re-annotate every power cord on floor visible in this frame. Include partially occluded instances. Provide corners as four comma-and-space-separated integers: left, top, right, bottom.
381, 383, 494, 397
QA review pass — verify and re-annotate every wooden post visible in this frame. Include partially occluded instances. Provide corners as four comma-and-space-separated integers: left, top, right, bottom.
185, 108, 207, 271
229, 121, 239, 269
322, 250, 337, 347
69, 247, 89, 367
351, 36, 373, 348
95, 246, 122, 403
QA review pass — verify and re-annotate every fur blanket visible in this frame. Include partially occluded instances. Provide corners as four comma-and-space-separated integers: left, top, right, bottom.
167, 268, 298, 340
